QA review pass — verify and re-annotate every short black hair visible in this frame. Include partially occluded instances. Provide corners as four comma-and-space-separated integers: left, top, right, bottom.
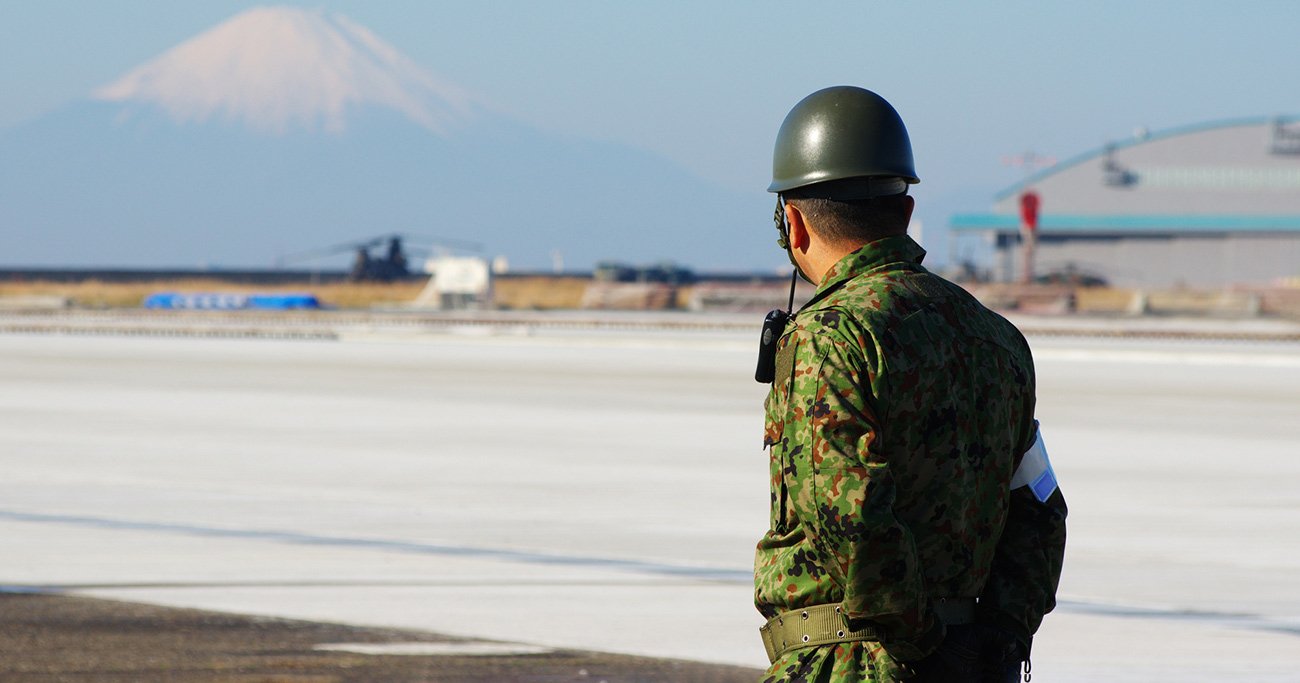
785, 193, 911, 244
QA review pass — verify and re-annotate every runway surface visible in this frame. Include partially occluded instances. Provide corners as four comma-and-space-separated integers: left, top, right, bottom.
2, 319, 1299, 681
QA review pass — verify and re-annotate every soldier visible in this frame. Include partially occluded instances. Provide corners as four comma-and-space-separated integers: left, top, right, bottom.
753, 86, 1067, 682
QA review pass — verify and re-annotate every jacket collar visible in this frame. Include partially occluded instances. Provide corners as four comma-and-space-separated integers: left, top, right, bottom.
813, 234, 928, 299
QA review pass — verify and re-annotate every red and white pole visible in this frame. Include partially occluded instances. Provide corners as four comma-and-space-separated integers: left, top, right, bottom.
1019, 191, 1040, 285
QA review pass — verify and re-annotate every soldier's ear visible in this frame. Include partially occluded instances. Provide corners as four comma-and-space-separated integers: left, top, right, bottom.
901, 194, 916, 224
785, 203, 811, 253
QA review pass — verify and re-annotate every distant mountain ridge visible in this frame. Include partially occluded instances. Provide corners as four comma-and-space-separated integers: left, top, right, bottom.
0, 6, 770, 271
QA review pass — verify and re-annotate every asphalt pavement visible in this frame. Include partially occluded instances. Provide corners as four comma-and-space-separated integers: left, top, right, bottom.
0, 592, 762, 682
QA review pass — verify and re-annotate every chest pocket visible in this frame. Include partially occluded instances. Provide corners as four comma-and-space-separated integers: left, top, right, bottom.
764, 334, 798, 444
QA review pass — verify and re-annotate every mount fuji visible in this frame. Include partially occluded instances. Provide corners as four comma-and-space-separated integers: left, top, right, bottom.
0, 6, 766, 271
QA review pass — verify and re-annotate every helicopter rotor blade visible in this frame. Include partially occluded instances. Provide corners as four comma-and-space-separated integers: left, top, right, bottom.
398, 233, 484, 252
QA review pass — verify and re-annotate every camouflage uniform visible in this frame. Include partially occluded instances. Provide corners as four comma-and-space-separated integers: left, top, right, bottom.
754, 234, 1067, 682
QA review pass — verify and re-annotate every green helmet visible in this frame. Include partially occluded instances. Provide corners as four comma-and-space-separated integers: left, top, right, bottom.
768, 86, 919, 196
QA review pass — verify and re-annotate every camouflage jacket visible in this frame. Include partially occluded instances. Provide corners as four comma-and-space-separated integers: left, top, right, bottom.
754, 235, 1066, 680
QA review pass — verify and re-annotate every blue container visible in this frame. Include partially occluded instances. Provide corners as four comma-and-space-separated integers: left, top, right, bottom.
144, 292, 322, 310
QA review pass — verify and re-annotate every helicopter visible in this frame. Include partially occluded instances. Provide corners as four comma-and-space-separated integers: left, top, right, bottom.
276, 234, 482, 282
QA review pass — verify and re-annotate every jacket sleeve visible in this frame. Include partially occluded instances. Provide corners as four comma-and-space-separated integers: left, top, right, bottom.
978, 428, 1068, 650
783, 325, 939, 652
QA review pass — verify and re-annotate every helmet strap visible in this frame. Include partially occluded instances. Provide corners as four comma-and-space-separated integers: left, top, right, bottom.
786, 265, 798, 314
777, 196, 814, 284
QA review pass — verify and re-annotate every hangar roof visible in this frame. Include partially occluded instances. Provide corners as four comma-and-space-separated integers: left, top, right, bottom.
953, 116, 1300, 234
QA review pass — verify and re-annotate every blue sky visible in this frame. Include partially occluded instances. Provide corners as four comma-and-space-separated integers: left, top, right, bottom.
2, 1, 1297, 267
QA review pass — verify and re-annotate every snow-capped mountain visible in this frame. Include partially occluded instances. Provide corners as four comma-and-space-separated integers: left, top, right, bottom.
0, 7, 766, 270
93, 7, 475, 135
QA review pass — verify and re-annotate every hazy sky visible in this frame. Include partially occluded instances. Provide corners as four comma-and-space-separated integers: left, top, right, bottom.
3, 1, 1297, 266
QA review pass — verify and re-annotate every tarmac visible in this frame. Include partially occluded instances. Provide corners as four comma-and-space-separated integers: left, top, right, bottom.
2, 313, 1299, 681
0, 592, 761, 682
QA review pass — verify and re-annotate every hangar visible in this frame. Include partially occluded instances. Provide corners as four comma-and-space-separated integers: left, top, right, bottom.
951, 117, 1300, 287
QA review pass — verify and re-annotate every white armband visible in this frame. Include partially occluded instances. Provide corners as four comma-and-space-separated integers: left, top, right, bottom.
1010, 425, 1058, 503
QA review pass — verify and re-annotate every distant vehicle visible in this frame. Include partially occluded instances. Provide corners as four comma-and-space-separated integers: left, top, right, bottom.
1035, 264, 1109, 287
593, 261, 695, 285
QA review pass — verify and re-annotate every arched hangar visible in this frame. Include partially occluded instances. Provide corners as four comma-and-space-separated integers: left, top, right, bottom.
951, 117, 1300, 287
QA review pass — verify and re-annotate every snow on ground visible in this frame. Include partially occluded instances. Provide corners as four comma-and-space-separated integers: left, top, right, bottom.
1, 322, 1297, 681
